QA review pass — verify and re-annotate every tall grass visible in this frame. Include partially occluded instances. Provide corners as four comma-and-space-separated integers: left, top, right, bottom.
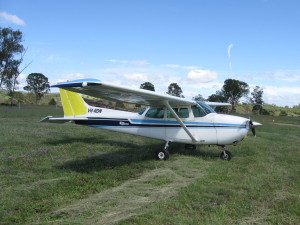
0, 105, 299, 224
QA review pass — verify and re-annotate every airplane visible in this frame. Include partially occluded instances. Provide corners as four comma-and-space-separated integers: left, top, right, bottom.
41, 78, 262, 161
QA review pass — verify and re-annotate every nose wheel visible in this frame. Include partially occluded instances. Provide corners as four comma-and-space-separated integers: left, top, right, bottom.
156, 141, 171, 160
219, 146, 232, 161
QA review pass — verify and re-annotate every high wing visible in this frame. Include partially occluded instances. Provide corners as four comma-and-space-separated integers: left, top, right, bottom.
205, 102, 231, 107
51, 78, 195, 107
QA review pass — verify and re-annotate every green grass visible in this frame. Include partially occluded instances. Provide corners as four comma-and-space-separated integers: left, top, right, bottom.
0, 105, 299, 225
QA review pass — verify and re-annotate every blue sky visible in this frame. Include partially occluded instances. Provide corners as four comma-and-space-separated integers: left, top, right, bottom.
1, 0, 300, 106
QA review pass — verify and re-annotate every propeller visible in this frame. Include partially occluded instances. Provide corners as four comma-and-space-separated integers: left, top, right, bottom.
249, 121, 256, 136
249, 120, 262, 137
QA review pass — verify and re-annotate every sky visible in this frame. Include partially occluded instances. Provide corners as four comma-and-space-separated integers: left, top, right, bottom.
1, 0, 300, 107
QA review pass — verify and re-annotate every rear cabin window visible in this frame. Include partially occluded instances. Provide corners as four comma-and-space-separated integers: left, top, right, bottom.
145, 108, 164, 118
167, 108, 189, 118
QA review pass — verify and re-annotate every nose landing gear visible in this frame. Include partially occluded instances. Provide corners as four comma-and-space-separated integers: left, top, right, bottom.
156, 141, 171, 160
219, 146, 232, 161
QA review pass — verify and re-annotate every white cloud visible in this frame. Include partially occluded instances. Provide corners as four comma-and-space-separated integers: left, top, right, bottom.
264, 86, 300, 96
106, 59, 129, 63
0, 12, 26, 26
131, 60, 150, 66
227, 43, 233, 58
124, 73, 148, 81
163, 64, 199, 70
187, 69, 218, 83
258, 71, 300, 82
261, 85, 300, 107
40, 54, 68, 63
106, 59, 150, 66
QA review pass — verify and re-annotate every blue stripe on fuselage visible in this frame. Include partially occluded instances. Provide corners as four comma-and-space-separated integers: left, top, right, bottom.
130, 119, 246, 127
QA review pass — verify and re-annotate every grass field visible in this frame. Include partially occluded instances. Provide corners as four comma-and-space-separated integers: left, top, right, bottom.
0, 105, 299, 225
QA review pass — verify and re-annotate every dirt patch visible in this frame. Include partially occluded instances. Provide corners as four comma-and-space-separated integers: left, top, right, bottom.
273, 123, 300, 127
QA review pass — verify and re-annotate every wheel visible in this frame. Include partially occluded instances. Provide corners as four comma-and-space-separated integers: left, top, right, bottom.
220, 150, 232, 161
156, 148, 170, 160
185, 144, 196, 150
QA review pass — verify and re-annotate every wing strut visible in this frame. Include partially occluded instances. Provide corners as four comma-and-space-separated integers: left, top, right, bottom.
164, 101, 197, 142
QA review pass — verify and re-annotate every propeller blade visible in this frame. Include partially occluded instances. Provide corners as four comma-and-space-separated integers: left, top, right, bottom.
249, 120, 261, 137
251, 127, 256, 137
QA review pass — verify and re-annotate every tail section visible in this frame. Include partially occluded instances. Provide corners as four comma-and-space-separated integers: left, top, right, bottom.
58, 88, 135, 119
59, 89, 87, 117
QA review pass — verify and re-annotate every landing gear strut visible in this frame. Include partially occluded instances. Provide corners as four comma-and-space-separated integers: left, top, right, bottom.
156, 141, 170, 160
219, 146, 232, 161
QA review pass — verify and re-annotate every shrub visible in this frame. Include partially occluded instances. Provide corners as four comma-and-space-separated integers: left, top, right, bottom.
48, 98, 56, 105
279, 110, 288, 116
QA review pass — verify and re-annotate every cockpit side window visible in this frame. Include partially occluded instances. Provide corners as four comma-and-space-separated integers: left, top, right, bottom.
145, 108, 165, 118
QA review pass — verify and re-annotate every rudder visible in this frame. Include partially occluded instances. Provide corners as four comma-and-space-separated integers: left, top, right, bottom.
59, 89, 87, 117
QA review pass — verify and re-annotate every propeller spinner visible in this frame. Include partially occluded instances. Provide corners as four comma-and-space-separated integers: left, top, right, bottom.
249, 120, 262, 137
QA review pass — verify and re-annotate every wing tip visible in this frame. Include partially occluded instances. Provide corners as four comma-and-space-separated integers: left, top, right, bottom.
51, 78, 101, 88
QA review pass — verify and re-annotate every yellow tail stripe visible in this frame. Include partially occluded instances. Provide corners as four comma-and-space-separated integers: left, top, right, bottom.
59, 89, 87, 116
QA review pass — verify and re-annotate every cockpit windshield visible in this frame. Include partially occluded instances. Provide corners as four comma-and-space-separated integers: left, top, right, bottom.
196, 102, 216, 114
138, 108, 147, 115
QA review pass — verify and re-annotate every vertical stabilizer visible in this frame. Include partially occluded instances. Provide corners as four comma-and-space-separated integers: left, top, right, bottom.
59, 89, 87, 117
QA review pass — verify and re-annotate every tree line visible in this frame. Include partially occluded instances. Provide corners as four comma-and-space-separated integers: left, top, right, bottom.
140, 80, 264, 114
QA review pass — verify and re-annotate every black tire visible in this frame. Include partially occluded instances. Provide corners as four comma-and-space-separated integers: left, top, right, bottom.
156, 149, 170, 160
220, 150, 232, 161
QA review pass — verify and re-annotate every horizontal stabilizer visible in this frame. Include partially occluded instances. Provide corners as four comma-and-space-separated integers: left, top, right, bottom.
40, 116, 88, 123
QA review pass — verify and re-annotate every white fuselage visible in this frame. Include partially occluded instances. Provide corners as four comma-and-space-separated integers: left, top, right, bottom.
75, 105, 250, 146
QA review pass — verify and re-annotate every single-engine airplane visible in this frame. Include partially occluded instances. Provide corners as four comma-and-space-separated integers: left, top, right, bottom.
41, 78, 262, 161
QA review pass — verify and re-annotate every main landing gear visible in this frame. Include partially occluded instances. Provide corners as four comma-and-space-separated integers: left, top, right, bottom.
156, 141, 170, 160
156, 142, 232, 161
219, 146, 232, 161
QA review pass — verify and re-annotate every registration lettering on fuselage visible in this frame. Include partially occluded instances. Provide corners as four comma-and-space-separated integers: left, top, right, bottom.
88, 108, 102, 113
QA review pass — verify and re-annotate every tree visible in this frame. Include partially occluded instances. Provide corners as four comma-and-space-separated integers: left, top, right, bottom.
5, 50, 31, 105
207, 91, 227, 102
140, 82, 155, 91
193, 94, 205, 102
207, 91, 229, 113
250, 86, 264, 114
166, 83, 184, 98
23, 73, 50, 104
48, 98, 56, 105
221, 79, 249, 112
13, 91, 26, 104
0, 27, 24, 88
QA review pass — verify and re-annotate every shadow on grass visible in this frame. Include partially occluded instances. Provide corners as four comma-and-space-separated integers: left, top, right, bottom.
50, 137, 221, 173
170, 143, 221, 159
46, 136, 107, 146
52, 138, 162, 173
